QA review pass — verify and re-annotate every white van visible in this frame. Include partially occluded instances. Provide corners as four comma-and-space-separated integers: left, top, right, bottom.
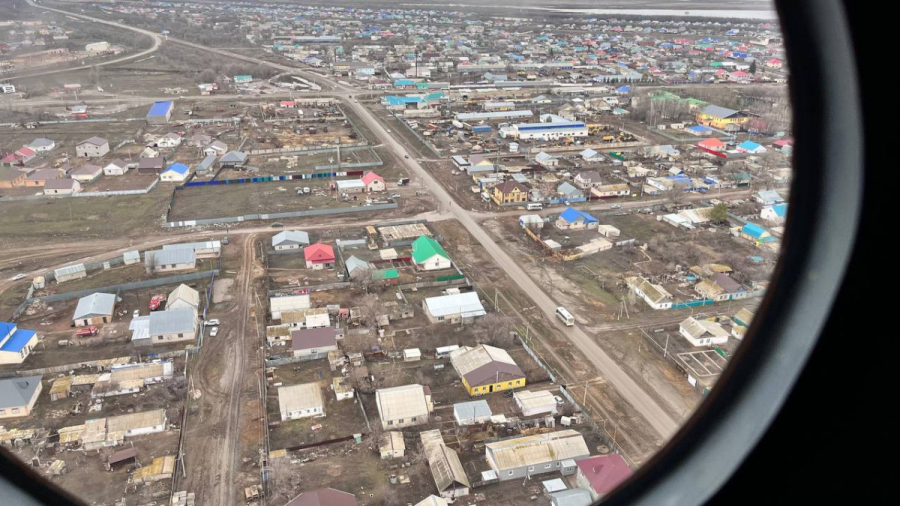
555, 307, 575, 326
526, 203, 543, 211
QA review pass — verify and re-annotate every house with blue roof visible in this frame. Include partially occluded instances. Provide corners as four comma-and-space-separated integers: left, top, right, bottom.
0, 321, 39, 365
381, 95, 427, 111
754, 190, 785, 206
736, 140, 766, 153
556, 207, 598, 230
160, 163, 190, 182
740, 223, 777, 247
761, 203, 788, 223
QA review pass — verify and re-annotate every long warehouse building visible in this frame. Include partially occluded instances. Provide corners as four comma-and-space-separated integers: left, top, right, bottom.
500, 114, 588, 141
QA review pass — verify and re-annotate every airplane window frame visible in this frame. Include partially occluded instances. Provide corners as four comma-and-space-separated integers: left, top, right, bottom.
0, 0, 865, 505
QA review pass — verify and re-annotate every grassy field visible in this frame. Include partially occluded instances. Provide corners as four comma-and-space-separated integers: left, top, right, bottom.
0, 188, 171, 240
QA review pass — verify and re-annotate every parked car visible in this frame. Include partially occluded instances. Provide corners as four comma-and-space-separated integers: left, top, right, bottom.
404, 154, 410, 159
610, 204, 622, 209
554, 395, 565, 405
206, 319, 220, 326
210, 327, 219, 337
9, 273, 26, 281
133, 310, 140, 318
271, 222, 284, 228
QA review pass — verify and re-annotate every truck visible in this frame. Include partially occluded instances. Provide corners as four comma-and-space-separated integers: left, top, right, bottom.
149, 294, 167, 311
75, 326, 99, 338
397, 177, 410, 186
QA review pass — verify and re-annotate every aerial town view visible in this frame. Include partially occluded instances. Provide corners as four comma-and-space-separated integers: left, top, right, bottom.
1, 0, 789, 505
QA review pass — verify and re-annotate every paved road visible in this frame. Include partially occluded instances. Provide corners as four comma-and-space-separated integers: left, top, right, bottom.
23, 0, 683, 440
12, 0, 164, 81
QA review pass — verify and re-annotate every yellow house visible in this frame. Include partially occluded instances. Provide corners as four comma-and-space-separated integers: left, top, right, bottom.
696, 104, 751, 130
451, 345, 526, 396
492, 181, 529, 205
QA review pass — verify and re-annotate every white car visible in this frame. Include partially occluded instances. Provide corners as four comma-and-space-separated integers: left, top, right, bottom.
133, 310, 140, 318
210, 327, 219, 337
10, 273, 26, 281
205, 319, 220, 326
554, 395, 565, 405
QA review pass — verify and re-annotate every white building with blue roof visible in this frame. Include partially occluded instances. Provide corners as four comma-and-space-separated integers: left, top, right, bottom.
556, 207, 598, 230
160, 163, 190, 182
453, 400, 492, 426
0, 322, 39, 365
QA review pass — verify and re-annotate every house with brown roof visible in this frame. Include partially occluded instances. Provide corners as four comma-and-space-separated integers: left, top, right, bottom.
24, 168, 63, 187
137, 157, 165, 175
43, 178, 81, 195
491, 180, 529, 204
450, 344, 526, 396
0, 167, 26, 188
291, 327, 340, 358
70, 164, 102, 183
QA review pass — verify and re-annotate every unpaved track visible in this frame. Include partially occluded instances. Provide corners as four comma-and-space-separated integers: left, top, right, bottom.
179, 234, 255, 504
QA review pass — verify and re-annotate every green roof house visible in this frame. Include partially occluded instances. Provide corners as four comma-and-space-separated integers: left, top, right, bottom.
411, 236, 451, 271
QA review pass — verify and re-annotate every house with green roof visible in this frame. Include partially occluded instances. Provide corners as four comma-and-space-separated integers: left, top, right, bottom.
411, 236, 452, 271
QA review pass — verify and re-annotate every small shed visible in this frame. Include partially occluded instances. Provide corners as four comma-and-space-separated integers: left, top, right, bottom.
107, 447, 137, 470
123, 251, 140, 265
403, 348, 422, 362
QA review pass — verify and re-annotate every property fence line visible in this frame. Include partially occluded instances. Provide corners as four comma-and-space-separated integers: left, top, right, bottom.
263, 352, 329, 368
165, 202, 398, 228
7, 348, 190, 378
0, 179, 159, 202
391, 110, 442, 158
30, 270, 218, 304
249, 142, 368, 156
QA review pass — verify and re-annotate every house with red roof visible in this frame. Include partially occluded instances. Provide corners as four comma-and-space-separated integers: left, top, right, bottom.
304, 243, 335, 270
361, 171, 385, 192
575, 454, 633, 501
14, 146, 36, 165
728, 70, 753, 83
766, 58, 783, 69
697, 138, 726, 152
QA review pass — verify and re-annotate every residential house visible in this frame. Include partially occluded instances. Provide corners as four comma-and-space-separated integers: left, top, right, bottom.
70, 164, 102, 183
740, 223, 777, 248
579, 148, 604, 162
130, 308, 197, 346
42, 178, 80, 195
195, 154, 216, 173
219, 151, 248, 168
284, 489, 358, 506
11, 146, 36, 165
291, 327, 340, 358
575, 454, 633, 502
679, 316, 730, 347
754, 190, 785, 205
73, 292, 116, 327
278, 383, 325, 421
272, 230, 310, 250
453, 400, 493, 426
550, 489, 593, 506
144, 248, 196, 273
361, 171, 385, 192
138, 157, 165, 175
695, 105, 750, 130
304, 243, 335, 270
189, 134, 213, 148
0, 322, 39, 365
28, 138, 56, 153
574, 171, 603, 189
0, 167, 26, 188
156, 132, 182, 148
421, 429, 471, 500
557, 182, 584, 199
0, 375, 43, 419
160, 163, 189, 182
519, 214, 545, 230
204, 140, 228, 156
761, 203, 788, 223
25, 168, 63, 187
625, 276, 673, 310
450, 344, 526, 397
270, 295, 311, 320
422, 292, 486, 324
534, 151, 559, 168
485, 430, 590, 481
514, 390, 558, 417
697, 138, 726, 152
491, 180, 529, 204
376, 384, 432, 429
161, 241, 221, 259
591, 184, 630, 198
556, 207, 598, 230
335, 179, 366, 193
76, 137, 109, 158
102, 159, 129, 176
411, 236, 451, 271
167, 284, 200, 314
345, 256, 372, 279
736, 140, 766, 153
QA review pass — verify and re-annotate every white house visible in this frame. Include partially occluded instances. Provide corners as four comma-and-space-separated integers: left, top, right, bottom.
270, 295, 311, 320
272, 230, 310, 250
422, 292, 486, 324
102, 159, 129, 176
278, 383, 325, 421
679, 317, 730, 347
376, 384, 432, 429
160, 163, 190, 182
0, 323, 40, 366
0, 375, 43, 418
514, 390, 558, 417
411, 236, 451, 271
156, 132, 182, 148
625, 276, 673, 310
75, 137, 109, 158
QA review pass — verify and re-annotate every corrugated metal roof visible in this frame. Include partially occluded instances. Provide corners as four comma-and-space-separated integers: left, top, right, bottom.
377, 384, 429, 422
424, 292, 485, 319
73, 292, 116, 320
270, 295, 311, 313
486, 430, 589, 471
106, 409, 166, 434
514, 390, 557, 414
273, 230, 310, 247
146, 248, 195, 267
54, 263, 85, 278
421, 429, 471, 492
278, 382, 324, 413
453, 400, 492, 424
0, 375, 43, 409
147, 308, 196, 335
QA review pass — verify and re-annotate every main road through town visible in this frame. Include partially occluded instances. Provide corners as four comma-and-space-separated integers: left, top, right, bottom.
25, 0, 681, 440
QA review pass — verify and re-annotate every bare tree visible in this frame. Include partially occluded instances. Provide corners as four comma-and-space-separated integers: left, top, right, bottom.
359, 294, 388, 328
663, 186, 686, 205
353, 267, 380, 295
144, 252, 158, 275
475, 313, 511, 346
